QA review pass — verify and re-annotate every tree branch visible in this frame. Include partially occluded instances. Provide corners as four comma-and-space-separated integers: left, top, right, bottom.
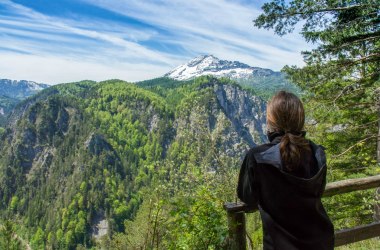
344, 54, 380, 64
280, 4, 373, 17
332, 135, 377, 158
341, 102, 375, 109
323, 34, 380, 52
334, 84, 356, 104
349, 119, 380, 130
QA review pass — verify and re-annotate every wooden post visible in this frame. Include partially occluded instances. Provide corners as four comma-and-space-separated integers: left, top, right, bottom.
224, 202, 249, 250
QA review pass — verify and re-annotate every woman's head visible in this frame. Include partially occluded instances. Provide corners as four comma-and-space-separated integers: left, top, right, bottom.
266, 91, 310, 171
266, 91, 305, 134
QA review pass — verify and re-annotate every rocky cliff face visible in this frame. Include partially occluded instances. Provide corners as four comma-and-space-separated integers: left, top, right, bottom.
179, 80, 266, 152
213, 83, 266, 146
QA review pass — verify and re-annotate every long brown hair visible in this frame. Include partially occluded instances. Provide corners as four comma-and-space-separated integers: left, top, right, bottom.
266, 91, 310, 171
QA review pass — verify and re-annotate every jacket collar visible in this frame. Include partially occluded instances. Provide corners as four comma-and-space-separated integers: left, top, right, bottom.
267, 131, 284, 144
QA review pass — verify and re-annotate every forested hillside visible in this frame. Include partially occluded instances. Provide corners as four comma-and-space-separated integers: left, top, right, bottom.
0, 76, 268, 249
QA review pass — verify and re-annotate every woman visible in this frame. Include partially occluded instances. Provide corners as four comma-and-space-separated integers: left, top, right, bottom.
237, 91, 334, 250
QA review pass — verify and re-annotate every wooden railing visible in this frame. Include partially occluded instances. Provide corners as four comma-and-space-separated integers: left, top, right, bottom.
224, 174, 380, 249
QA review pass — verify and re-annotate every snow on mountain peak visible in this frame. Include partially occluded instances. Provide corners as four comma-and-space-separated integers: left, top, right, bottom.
187, 55, 218, 67
164, 55, 274, 80
0, 79, 49, 99
24, 80, 45, 91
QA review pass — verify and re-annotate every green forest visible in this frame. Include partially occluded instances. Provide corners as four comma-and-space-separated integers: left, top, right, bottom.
0, 0, 379, 249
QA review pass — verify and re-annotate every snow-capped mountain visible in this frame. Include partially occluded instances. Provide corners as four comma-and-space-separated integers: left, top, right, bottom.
0, 79, 49, 99
165, 55, 279, 80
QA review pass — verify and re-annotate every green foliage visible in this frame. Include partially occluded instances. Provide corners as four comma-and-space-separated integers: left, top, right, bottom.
9, 196, 18, 212
164, 186, 227, 249
53, 80, 97, 98
255, 0, 380, 234
137, 77, 190, 89
0, 95, 19, 126
0, 95, 19, 113
31, 227, 45, 250
0, 220, 22, 250
120, 157, 238, 249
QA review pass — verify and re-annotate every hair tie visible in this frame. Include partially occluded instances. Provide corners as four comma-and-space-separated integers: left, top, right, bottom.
284, 130, 306, 137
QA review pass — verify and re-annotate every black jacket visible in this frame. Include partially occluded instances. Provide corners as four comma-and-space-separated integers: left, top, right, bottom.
237, 133, 334, 250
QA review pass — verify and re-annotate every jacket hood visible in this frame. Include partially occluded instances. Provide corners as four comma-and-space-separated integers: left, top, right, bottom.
253, 140, 327, 191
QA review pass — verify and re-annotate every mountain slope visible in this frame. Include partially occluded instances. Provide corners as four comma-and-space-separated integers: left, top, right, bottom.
0, 76, 266, 249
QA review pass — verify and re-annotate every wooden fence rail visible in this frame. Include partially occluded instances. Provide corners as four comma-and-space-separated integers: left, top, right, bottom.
224, 174, 380, 249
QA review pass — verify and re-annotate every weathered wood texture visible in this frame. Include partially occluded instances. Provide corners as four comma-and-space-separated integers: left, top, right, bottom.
224, 174, 380, 249
335, 222, 380, 247
225, 209, 246, 250
224, 202, 256, 213
324, 174, 380, 197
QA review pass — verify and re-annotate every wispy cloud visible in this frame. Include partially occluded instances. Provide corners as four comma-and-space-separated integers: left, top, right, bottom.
82, 0, 312, 65
0, 0, 312, 84
1, 1, 179, 63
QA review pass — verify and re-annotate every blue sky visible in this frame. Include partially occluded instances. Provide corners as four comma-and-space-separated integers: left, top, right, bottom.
0, 0, 312, 84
